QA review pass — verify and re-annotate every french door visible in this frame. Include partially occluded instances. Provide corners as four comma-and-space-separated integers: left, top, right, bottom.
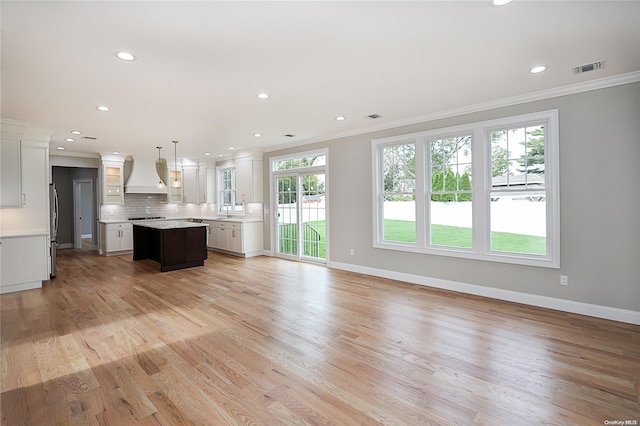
275, 172, 326, 262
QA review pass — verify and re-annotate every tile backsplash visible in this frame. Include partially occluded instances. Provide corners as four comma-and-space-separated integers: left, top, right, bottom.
100, 194, 263, 220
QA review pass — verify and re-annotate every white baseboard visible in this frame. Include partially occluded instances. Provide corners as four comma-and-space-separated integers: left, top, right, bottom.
328, 261, 640, 325
58, 243, 73, 249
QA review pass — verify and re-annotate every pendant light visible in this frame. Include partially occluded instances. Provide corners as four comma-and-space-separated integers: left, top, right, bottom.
156, 146, 166, 189
171, 140, 181, 188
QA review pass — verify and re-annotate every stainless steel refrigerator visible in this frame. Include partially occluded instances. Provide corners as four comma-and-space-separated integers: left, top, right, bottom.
50, 183, 58, 277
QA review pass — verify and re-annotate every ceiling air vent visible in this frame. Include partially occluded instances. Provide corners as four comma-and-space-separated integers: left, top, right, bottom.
284, 134, 296, 138
367, 114, 382, 119
83, 136, 97, 140
573, 61, 604, 74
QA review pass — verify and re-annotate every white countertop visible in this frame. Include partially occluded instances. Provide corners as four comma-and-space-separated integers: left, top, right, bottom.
0, 231, 49, 238
100, 216, 262, 224
194, 217, 263, 223
132, 220, 208, 230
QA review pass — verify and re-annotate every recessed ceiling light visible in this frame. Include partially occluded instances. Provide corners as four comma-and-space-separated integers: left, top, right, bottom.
70, 130, 81, 135
257, 93, 269, 99
65, 138, 75, 142
530, 65, 547, 74
97, 105, 110, 111
492, 0, 512, 6
254, 133, 262, 137
112, 151, 119, 155
218, 154, 224, 157
336, 116, 345, 121
204, 152, 211, 156
229, 147, 235, 150
56, 146, 65, 150
116, 51, 136, 61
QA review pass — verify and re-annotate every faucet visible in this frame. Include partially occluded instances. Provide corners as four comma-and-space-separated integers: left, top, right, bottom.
226, 204, 231, 217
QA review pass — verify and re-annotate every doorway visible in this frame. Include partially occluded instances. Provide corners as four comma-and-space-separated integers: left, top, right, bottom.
73, 179, 95, 250
274, 172, 327, 263
271, 150, 328, 263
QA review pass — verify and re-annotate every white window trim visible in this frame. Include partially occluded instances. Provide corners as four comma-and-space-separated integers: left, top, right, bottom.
372, 110, 559, 268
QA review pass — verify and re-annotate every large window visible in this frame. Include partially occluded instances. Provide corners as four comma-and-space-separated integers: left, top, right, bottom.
373, 110, 559, 268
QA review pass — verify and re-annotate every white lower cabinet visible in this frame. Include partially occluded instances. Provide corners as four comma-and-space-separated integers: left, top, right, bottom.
0, 235, 49, 294
204, 220, 262, 257
100, 222, 133, 255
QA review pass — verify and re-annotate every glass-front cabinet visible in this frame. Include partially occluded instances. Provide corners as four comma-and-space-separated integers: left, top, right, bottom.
101, 156, 124, 205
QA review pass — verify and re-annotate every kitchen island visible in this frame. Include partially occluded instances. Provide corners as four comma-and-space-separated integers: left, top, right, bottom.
133, 221, 208, 272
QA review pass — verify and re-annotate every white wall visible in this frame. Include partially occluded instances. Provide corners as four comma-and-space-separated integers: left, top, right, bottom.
263, 82, 640, 314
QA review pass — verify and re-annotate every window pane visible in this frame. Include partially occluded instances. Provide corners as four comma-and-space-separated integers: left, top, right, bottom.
491, 124, 545, 190
430, 197, 472, 248
222, 169, 232, 190
302, 173, 326, 259
383, 199, 416, 243
429, 135, 472, 248
383, 144, 415, 194
276, 176, 298, 256
490, 194, 546, 255
222, 191, 231, 205
274, 154, 326, 171
490, 123, 547, 255
382, 143, 416, 243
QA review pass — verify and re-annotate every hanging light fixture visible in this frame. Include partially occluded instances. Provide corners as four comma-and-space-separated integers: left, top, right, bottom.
156, 146, 166, 189
171, 140, 181, 188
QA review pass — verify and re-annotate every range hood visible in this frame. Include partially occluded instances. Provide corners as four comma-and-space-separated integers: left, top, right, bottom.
125, 156, 168, 194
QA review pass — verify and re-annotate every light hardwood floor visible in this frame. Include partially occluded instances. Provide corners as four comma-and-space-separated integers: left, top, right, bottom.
1, 249, 639, 425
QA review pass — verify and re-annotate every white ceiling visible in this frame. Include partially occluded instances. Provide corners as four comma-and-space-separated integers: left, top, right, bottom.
2, 1, 639, 160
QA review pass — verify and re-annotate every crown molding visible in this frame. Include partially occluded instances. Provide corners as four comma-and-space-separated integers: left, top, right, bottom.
264, 71, 640, 153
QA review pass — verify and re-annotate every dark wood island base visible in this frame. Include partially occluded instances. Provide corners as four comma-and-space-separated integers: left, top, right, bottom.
133, 222, 208, 272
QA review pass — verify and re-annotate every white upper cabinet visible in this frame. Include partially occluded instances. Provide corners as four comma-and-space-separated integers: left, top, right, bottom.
0, 138, 22, 208
234, 151, 263, 203
182, 165, 198, 203
206, 165, 216, 204
173, 160, 212, 204
1, 119, 26, 208
0, 120, 52, 236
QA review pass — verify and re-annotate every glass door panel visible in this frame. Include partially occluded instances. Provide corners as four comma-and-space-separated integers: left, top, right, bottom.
276, 176, 298, 257
275, 173, 327, 262
301, 173, 326, 261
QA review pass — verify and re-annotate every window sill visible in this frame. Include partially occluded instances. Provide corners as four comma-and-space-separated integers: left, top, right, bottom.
374, 241, 559, 269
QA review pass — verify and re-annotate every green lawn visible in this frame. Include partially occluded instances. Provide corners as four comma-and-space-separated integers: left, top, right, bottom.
279, 219, 546, 257
278, 222, 327, 259
384, 219, 546, 255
